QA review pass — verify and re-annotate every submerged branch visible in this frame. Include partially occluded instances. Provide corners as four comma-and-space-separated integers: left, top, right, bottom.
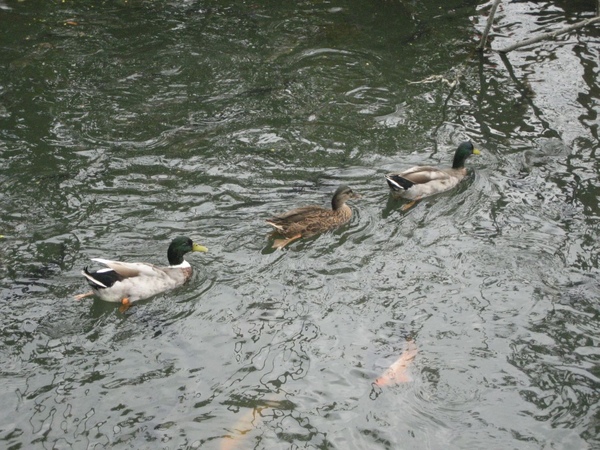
407, 70, 461, 89
477, 0, 503, 51
412, 66, 465, 152
498, 16, 600, 53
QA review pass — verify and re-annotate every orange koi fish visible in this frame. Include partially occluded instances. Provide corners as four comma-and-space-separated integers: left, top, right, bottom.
220, 399, 285, 450
374, 340, 418, 386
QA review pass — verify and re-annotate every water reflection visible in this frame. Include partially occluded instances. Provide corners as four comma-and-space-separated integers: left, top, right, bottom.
509, 278, 600, 443
1, 0, 600, 448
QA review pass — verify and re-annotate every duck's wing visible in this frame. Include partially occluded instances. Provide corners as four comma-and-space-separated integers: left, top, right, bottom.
82, 266, 124, 288
266, 206, 324, 228
91, 258, 161, 278
398, 166, 452, 184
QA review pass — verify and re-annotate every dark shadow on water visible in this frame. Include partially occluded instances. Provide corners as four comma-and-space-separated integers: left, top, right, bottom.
261, 232, 279, 255
87, 297, 152, 318
381, 194, 413, 219
87, 298, 119, 316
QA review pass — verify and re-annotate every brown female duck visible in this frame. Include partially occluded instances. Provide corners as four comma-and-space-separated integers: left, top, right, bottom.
266, 185, 359, 249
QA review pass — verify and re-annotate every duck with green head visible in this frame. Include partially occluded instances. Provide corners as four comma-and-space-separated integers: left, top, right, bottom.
75, 236, 208, 310
385, 141, 480, 210
266, 185, 360, 249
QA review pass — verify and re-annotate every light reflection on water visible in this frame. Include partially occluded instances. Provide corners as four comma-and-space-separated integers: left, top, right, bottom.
0, 0, 599, 448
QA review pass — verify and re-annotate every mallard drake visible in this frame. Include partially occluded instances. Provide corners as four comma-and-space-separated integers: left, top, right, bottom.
385, 141, 480, 210
266, 185, 359, 249
74, 236, 208, 310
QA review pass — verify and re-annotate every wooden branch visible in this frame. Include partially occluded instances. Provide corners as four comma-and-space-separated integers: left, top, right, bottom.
406, 74, 458, 88
497, 16, 600, 53
477, 0, 503, 51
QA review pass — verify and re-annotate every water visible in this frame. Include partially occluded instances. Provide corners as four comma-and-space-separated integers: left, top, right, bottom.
1, 0, 599, 448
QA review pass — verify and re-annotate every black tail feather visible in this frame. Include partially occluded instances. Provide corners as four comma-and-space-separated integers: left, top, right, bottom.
83, 266, 124, 289
385, 174, 414, 191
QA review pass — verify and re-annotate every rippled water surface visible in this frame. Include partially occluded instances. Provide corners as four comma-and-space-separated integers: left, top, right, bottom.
1, 0, 599, 448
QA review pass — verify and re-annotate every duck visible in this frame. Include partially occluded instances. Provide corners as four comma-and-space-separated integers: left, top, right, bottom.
385, 141, 480, 210
74, 236, 208, 310
266, 185, 359, 249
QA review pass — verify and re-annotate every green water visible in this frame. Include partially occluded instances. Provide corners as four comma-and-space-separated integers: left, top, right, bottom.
1, 0, 599, 448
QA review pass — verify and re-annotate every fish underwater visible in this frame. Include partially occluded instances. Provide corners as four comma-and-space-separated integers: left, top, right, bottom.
220, 399, 287, 450
374, 340, 418, 386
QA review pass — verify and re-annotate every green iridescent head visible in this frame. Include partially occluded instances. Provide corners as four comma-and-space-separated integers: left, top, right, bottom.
452, 141, 480, 169
167, 236, 208, 265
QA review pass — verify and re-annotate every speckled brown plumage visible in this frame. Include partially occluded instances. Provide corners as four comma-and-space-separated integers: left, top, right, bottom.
266, 185, 359, 249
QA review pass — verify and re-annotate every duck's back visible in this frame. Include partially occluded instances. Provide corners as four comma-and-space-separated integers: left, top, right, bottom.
267, 204, 351, 237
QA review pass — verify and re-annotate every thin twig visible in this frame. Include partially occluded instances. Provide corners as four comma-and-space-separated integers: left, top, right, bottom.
497, 53, 557, 138
497, 16, 600, 53
429, 67, 465, 153
478, 0, 502, 51
406, 74, 458, 88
